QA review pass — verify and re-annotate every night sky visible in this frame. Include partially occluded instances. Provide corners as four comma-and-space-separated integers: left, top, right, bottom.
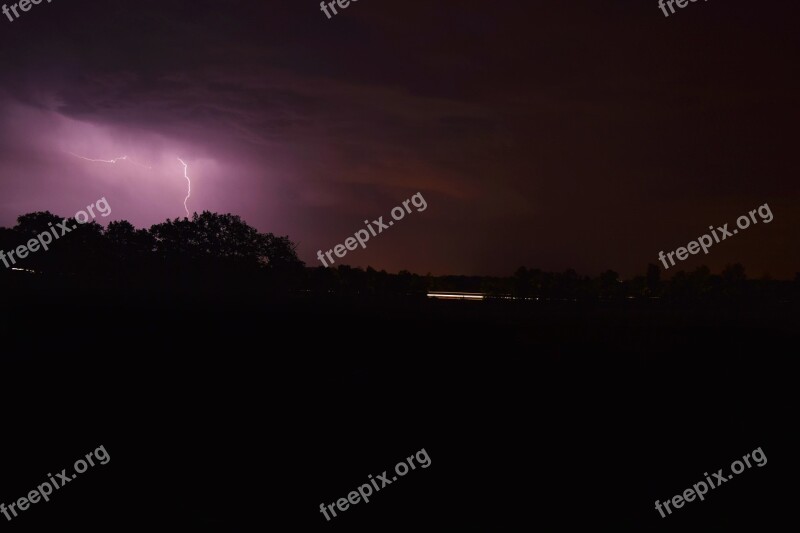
1, 0, 797, 277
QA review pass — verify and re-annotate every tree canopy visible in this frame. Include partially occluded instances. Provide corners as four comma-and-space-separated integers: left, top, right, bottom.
0, 211, 304, 284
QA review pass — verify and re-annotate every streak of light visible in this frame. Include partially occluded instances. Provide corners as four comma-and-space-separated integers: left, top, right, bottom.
426, 292, 485, 300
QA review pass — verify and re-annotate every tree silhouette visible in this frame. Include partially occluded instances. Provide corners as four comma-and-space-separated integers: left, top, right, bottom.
0, 210, 303, 289
1, 209, 796, 302
646, 263, 661, 296
149, 212, 302, 272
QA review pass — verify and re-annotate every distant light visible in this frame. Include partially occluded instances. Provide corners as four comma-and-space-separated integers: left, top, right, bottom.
427, 292, 485, 300
11, 267, 36, 274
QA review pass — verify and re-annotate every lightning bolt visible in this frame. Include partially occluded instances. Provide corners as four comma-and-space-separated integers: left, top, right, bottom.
69, 152, 127, 164
68, 152, 152, 169
178, 158, 191, 218
67, 151, 193, 217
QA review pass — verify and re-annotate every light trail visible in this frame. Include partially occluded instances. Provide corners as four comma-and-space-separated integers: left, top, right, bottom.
426, 292, 486, 300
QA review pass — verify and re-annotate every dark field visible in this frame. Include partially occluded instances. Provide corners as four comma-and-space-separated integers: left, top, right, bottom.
2, 277, 796, 530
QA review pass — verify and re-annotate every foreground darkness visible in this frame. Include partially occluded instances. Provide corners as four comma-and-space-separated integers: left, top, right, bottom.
2, 276, 796, 530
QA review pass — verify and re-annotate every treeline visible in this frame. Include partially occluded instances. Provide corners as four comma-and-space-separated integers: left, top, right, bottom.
0, 211, 304, 290
308, 264, 799, 301
1, 210, 797, 301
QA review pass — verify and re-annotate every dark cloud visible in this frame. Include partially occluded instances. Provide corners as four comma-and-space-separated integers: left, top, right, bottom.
1, 0, 798, 276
